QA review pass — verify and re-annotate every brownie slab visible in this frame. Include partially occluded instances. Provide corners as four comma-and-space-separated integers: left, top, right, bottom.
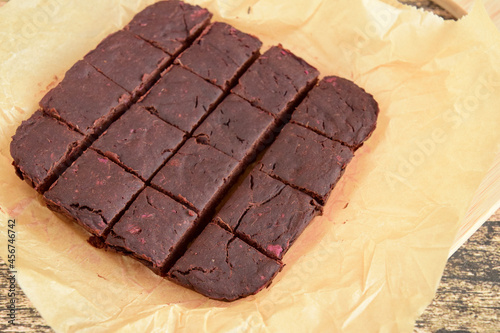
126, 0, 211, 55
106, 187, 198, 274
151, 139, 239, 212
259, 123, 354, 204
216, 170, 320, 259
10, 0, 382, 302
168, 222, 282, 301
10, 110, 84, 192
292, 76, 379, 149
44, 150, 144, 236
232, 45, 319, 118
176, 22, 262, 90
84, 30, 171, 96
193, 94, 274, 161
40, 60, 131, 136
138, 65, 223, 133
92, 105, 185, 180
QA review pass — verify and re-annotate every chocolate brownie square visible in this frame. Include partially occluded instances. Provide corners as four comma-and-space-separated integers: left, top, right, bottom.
44, 150, 144, 236
292, 76, 379, 149
84, 30, 171, 96
138, 65, 223, 133
92, 105, 185, 180
151, 139, 239, 212
232, 45, 319, 118
193, 94, 274, 161
176, 22, 262, 90
106, 186, 198, 274
216, 170, 320, 259
40, 60, 131, 136
259, 123, 353, 204
10, 110, 84, 192
168, 222, 282, 301
126, 0, 212, 55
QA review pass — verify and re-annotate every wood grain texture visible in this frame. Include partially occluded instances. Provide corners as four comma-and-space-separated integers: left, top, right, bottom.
415, 220, 500, 333
0, 263, 54, 332
399, 0, 456, 19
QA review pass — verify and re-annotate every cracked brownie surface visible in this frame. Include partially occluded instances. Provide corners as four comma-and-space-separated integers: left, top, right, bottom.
151, 139, 240, 212
84, 30, 171, 96
259, 123, 354, 204
292, 76, 379, 148
106, 186, 198, 273
44, 149, 143, 236
138, 65, 223, 133
168, 222, 282, 301
11, 0, 379, 301
216, 170, 321, 259
176, 22, 262, 90
125, 0, 212, 55
10, 110, 84, 192
92, 105, 185, 180
193, 94, 274, 161
232, 45, 319, 117
40, 60, 130, 136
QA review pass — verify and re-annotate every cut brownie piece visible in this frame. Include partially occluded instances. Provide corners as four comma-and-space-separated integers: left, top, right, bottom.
193, 94, 274, 162
106, 187, 198, 274
151, 139, 239, 213
10, 110, 84, 193
40, 60, 131, 136
126, 0, 212, 55
176, 22, 262, 90
232, 45, 319, 118
84, 30, 171, 96
168, 222, 282, 301
92, 105, 185, 180
138, 65, 223, 133
216, 170, 321, 259
44, 150, 143, 236
292, 76, 379, 149
259, 123, 353, 204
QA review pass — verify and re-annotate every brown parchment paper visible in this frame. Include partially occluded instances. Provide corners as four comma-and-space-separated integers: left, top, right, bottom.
1, 0, 500, 332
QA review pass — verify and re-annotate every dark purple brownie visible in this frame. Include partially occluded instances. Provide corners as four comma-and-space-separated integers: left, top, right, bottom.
168, 222, 282, 301
84, 30, 171, 96
106, 187, 198, 274
216, 170, 320, 259
151, 139, 239, 212
92, 105, 185, 180
126, 0, 212, 55
10, 110, 84, 192
259, 123, 353, 204
44, 150, 144, 236
232, 45, 319, 118
40, 60, 131, 136
138, 65, 223, 133
193, 94, 274, 161
292, 76, 379, 149
176, 22, 262, 90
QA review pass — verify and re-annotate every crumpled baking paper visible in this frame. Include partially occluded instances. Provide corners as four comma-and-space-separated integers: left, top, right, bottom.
1, 0, 500, 332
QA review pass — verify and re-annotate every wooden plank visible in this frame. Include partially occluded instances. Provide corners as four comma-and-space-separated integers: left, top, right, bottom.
0, 263, 54, 332
415, 221, 500, 332
399, 0, 457, 19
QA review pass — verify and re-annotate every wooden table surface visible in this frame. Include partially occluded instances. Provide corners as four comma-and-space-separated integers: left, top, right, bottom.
0, 1, 499, 332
